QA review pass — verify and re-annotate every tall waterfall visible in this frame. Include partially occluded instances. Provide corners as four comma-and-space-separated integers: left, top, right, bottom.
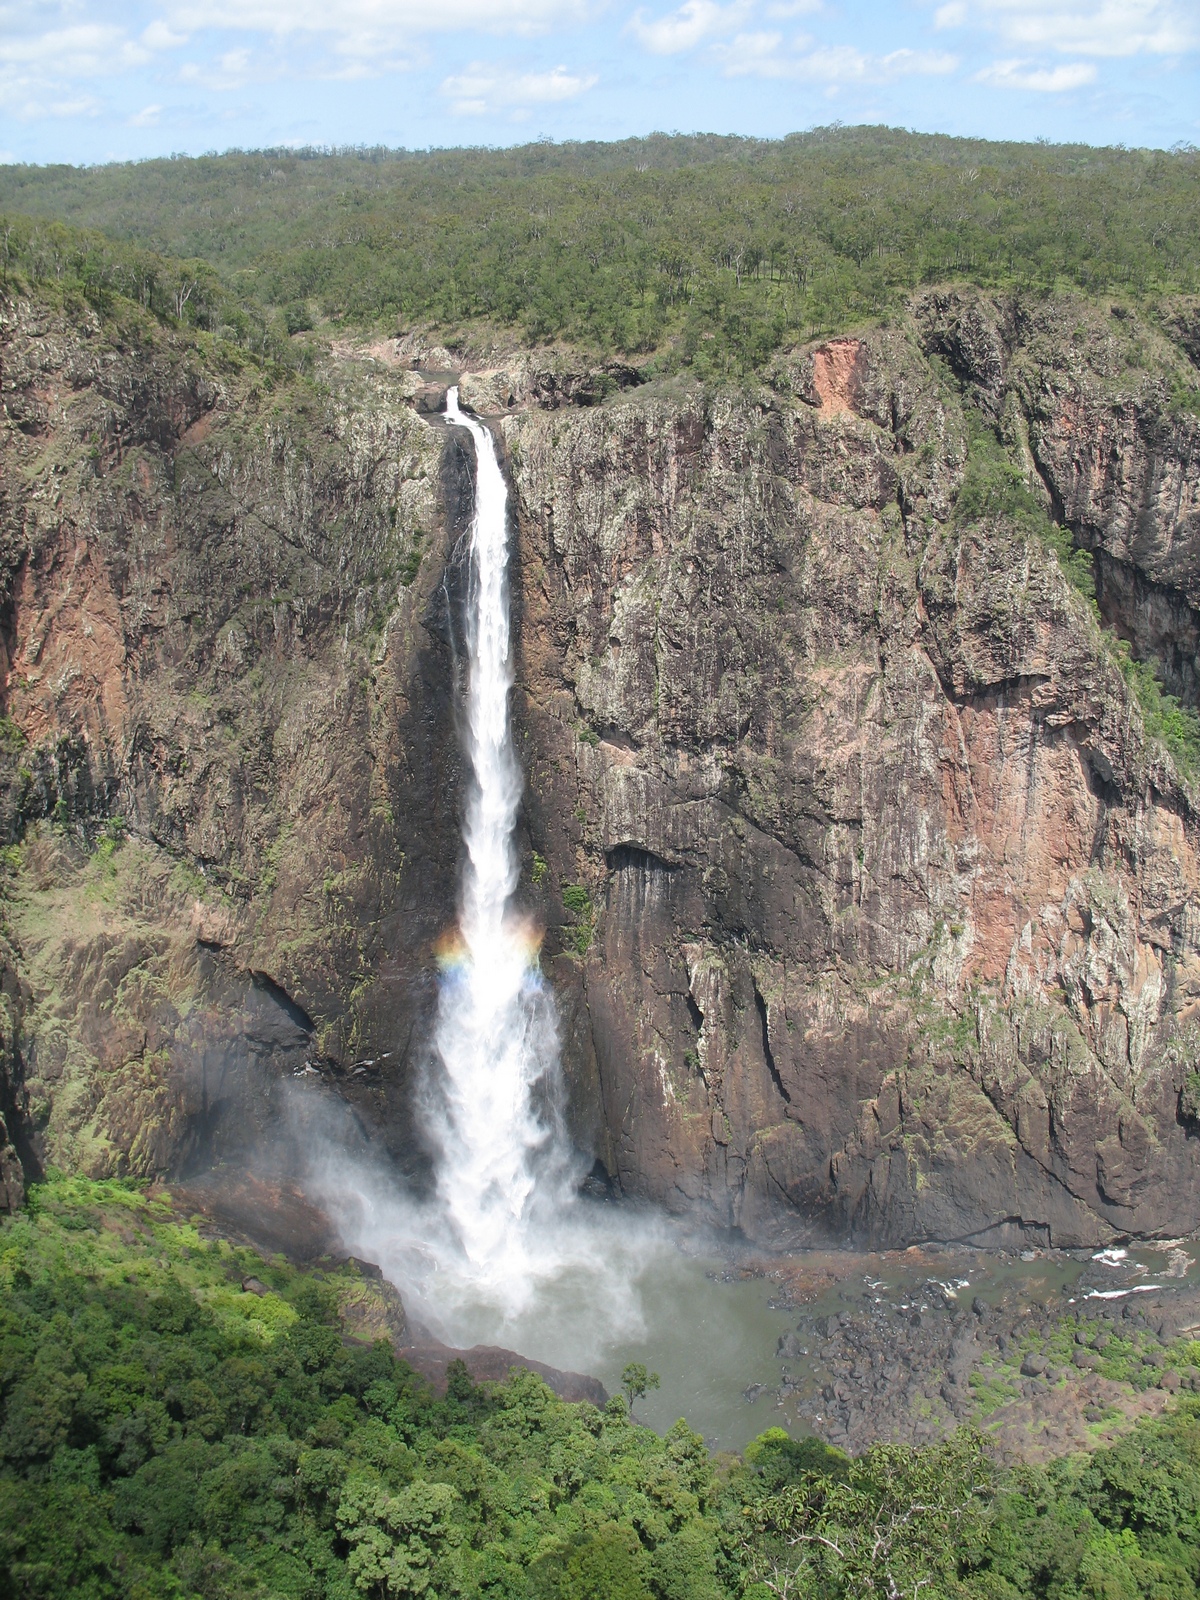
306, 385, 655, 1366
426, 388, 570, 1315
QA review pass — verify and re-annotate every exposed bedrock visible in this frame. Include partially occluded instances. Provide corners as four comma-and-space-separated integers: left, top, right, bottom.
2, 286, 1199, 1248
503, 293, 1200, 1248
0, 295, 472, 1194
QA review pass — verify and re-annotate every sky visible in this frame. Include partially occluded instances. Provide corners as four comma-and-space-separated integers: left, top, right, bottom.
1, 0, 1197, 165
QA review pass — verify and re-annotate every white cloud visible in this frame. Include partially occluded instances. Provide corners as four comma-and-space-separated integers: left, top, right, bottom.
718, 33, 958, 81
319, 51, 419, 78
975, 56, 1097, 88
179, 47, 258, 89
165, 0, 589, 41
441, 60, 598, 114
0, 9, 193, 122
628, 0, 752, 54
54, 95, 104, 114
141, 20, 189, 49
935, 1, 967, 26
0, 25, 150, 75
10, 93, 104, 118
2, 0, 1191, 141
953, 0, 1196, 58
715, 28, 784, 69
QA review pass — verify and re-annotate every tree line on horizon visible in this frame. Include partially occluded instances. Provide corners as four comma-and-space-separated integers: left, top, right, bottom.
2, 126, 1199, 377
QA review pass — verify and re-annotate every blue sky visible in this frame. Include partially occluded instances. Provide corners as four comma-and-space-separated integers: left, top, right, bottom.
1, 0, 1197, 165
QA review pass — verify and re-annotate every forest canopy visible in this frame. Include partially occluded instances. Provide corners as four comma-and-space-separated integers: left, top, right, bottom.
2, 1179, 1200, 1599
2, 127, 1200, 375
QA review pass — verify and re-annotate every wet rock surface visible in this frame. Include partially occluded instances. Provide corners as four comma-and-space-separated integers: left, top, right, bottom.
399, 1338, 609, 1407
168, 1170, 345, 1260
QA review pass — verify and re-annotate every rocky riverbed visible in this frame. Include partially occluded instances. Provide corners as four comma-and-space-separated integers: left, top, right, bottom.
165, 1166, 1200, 1458
737, 1237, 1200, 1460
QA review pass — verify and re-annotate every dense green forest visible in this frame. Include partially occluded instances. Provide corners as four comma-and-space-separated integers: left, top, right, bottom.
1, 1178, 1199, 1599
3, 128, 1200, 374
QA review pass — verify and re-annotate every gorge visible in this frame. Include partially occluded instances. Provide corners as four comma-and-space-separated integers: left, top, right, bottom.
310, 385, 663, 1372
3, 279, 1200, 1265
4, 130, 1200, 1600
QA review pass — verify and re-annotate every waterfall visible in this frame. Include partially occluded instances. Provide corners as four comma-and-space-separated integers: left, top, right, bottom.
426, 388, 570, 1315
305, 384, 657, 1368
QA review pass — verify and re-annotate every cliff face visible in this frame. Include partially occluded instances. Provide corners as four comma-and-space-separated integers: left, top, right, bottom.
2, 283, 1199, 1248
497, 291, 1200, 1247
0, 293, 468, 1193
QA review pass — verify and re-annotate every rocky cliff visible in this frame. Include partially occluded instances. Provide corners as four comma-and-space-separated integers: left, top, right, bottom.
0, 292, 466, 1193
2, 281, 1199, 1249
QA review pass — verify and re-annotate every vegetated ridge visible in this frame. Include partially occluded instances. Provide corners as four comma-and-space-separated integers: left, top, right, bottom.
3, 127, 1200, 376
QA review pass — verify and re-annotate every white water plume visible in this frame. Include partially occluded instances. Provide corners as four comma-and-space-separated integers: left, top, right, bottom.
305, 387, 660, 1368
424, 387, 577, 1317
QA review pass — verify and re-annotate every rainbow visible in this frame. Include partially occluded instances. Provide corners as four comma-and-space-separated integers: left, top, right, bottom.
434, 915, 545, 973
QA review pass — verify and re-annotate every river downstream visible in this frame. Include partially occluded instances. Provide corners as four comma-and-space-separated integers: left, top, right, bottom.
587, 1229, 1200, 1454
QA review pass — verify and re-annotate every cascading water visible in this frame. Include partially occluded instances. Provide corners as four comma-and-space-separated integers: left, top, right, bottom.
274, 386, 1143, 1445
426, 389, 573, 1314
304, 385, 658, 1368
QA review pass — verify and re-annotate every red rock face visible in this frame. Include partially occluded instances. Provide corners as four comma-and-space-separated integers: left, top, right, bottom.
809, 338, 867, 414
8, 536, 130, 746
0, 294, 463, 1191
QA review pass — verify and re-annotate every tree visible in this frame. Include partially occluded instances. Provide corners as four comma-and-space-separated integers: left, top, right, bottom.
620, 1363, 660, 1423
336, 1475, 463, 1598
172, 277, 196, 321
744, 1430, 993, 1600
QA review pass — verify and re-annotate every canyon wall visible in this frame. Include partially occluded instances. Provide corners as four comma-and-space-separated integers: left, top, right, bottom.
0, 294, 468, 1193
2, 283, 1199, 1247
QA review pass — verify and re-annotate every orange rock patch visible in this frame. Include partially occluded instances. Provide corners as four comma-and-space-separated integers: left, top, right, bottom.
6, 537, 128, 745
811, 337, 865, 414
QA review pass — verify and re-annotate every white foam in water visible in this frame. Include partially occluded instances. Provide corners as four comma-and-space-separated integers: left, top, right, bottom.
1085, 1286, 1164, 1299
1092, 1247, 1129, 1267
307, 388, 660, 1370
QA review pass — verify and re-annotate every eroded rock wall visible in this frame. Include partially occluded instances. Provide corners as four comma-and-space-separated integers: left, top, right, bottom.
0, 292, 469, 1184
2, 281, 1199, 1249
500, 296, 1200, 1247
